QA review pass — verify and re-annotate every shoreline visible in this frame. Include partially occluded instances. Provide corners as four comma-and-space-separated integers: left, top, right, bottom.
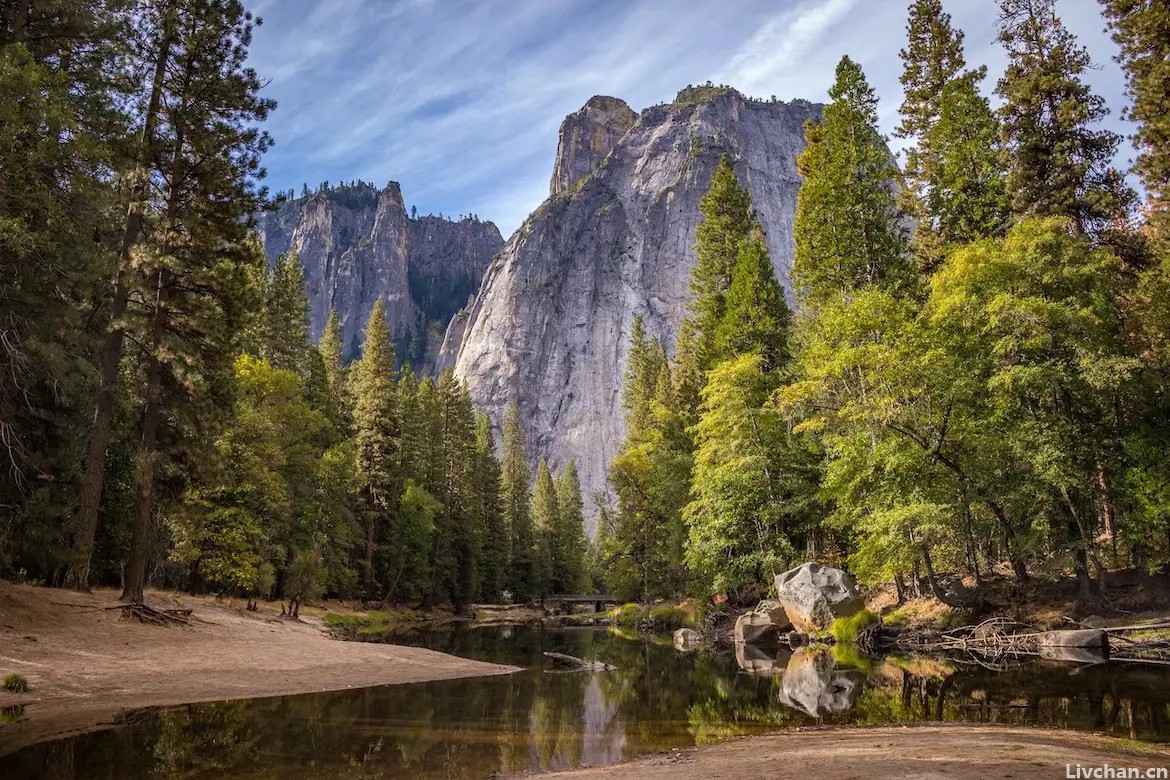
520, 724, 1170, 779
0, 582, 518, 757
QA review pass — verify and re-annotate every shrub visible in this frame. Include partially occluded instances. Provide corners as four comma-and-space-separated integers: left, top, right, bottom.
648, 605, 690, 629
829, 609, 878, 643
609, 603, 646, 627
4, 674, 28, 694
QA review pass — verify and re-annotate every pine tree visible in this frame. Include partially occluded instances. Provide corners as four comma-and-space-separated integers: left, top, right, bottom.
67, 0, 183, 590
350, 298, 400, 598
120, 0, 274, 603
793, 56, 909, 305
531, 460, 559, 598
622, 315, 657, 434
500, 403, 534, 600
1101, 0, 1170, 245
0, 1, 126, 576
553, 461, 588, 593
436, 372, 478, 608
474, 414, 507, 601
257, 248, 311, 375
715, 233, 791, 372
896, 0, 971, 154
895, 0, 989, 267
686, 156, 756, 371
320, 308, 348, 401
996, 0, 1124, 236
926, 78, 1010, 244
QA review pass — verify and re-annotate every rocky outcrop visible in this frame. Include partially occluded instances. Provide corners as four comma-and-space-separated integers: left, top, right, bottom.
440, 89, 821, 524
775, 563, 863, 632
257, 181, 502, 365
549, 96, 638, 198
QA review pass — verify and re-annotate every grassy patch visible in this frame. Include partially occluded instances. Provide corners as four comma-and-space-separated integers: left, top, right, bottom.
609, 603, 646, 627
3, 674, 28, 694
882, 608, 906, 627
0, 704, 24, 723
831, 642, 876, 672
609, 601, 701, 630
323, 609, 428, 637
829, 610, 877, 643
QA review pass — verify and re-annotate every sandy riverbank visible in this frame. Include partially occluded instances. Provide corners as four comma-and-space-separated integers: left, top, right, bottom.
526, 725, 1169, 779
0, 581, 517, 756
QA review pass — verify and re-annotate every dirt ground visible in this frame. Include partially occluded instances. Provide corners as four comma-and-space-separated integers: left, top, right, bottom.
0, 581, 517, 756
528, 725, 1170, 779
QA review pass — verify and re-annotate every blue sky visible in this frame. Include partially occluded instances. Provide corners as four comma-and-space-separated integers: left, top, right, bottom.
245, 0, 1131, 237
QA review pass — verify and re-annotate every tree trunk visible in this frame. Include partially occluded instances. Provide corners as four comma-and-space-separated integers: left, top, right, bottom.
66, 6, 177, 591
363, 513, 376, 599
988, 500, 1028, 580
1096, 463, 1119, 566
120, 284, 165, 604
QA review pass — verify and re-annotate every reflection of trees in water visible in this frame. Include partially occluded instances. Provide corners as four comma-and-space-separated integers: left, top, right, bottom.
7, 628, 1170, 778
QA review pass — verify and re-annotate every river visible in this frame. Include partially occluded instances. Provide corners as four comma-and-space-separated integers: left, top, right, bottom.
5, 623, 1169, 778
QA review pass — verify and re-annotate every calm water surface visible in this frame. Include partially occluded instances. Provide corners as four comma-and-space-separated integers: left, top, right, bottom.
4, 624, 1169, 778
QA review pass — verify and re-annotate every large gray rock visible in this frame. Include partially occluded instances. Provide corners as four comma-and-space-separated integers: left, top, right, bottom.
777, 647, 863, 717
734, 598, 794, 644
735, 642, 783, 676
256, 181, 502, 366
440, 88, 823, 527
775, 563, 863, 632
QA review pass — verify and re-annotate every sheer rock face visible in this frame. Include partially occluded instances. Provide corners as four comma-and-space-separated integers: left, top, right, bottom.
549, 96, 638, 197
257, 182, 503, 362
440, 90, 821, 529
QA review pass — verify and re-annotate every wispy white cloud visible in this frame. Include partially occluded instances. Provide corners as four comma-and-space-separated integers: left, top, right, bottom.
246, 0, 1131, 236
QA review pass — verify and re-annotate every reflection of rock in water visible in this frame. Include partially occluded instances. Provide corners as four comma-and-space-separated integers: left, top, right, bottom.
777, 648, 862, 717
581, 675, 625, 767
735, 642, 784, 676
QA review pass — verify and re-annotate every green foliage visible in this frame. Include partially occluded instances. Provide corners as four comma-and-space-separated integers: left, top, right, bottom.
501, 404, 536, 600
925, 77, 1009, 246
829, 609, 878, 642
3, 674, 28, 694
996, 0, 1126, 236
684, 354, 813, 598
1101, 0, 1170, 247
793, 56, 910, 304
715, 233, 791, 372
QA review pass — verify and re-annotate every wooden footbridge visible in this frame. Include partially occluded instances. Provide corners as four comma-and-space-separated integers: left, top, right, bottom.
548, 594, 619, 613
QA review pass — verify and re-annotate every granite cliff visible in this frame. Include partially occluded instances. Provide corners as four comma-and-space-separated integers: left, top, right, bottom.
440, 87, 822, 526
258, 181, 503, 365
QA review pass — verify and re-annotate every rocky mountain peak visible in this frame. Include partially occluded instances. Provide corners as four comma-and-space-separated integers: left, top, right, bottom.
441, 89, 823, 530
256, 181, 502, 368
548, 95, 637, 197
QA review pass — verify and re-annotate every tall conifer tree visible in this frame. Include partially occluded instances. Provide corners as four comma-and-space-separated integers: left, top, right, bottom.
351, 299, 399, 598
996, 0, 1124, 235
500, 403, 534, 600
793, 56, 909, 304
1101, 0, 1170, 245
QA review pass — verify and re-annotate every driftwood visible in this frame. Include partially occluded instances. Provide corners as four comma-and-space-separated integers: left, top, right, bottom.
542, 652, 615, 672
895, 616, 1170, 664
105, 603, 192, 626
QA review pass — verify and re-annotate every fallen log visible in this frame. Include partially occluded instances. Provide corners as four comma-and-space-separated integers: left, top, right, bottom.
542, 651, 615, 672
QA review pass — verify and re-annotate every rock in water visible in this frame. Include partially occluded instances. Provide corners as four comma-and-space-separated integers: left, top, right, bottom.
673, 627, 702, 652
735, 641, 782, 676
734, 598, 794, 644
777, 647, 863, 717
256, 181, 503, 367
440, 88, 823, 527
775, 563, 863, 632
